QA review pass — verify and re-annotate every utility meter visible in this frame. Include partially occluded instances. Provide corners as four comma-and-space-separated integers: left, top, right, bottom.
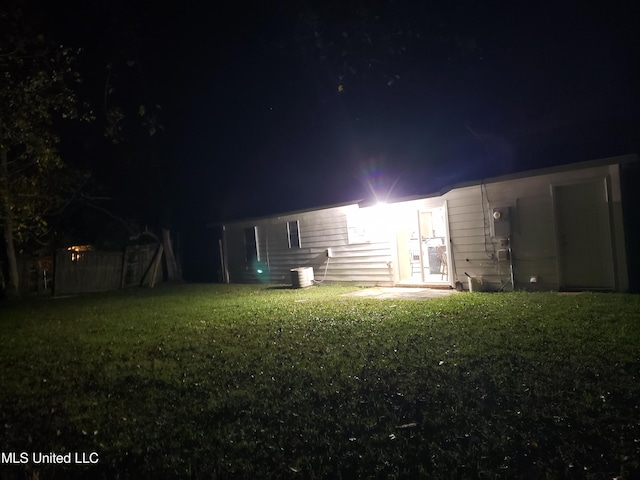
490, 207, 511, 238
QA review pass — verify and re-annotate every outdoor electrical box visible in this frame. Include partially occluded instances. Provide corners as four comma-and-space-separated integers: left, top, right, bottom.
490, 207, 511, 238
496, 249, 510, 261
326, 248, 332, 258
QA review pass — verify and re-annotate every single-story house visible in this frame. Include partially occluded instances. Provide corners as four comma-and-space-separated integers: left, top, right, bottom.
216, 154, 639, 292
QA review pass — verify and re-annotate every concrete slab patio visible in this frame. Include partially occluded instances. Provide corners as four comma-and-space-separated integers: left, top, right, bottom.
342, 287, 459, 300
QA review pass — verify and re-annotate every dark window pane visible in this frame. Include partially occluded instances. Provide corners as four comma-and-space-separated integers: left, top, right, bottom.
244, 227, 258, 262
287, 221, 300, 248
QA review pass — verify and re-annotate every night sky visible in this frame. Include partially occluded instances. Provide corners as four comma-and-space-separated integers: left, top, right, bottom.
37, 1, 640, 223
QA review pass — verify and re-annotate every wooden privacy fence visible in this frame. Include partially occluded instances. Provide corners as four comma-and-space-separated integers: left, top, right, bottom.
121, 244, 159, 288
16, 256, 54, 297
54, 250, 123, 295
53, 244, 160, 296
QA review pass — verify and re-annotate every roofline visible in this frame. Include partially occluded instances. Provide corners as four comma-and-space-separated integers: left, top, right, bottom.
444, 153, 639, 191
210, 153, 638, 227
208, 199, 365, 227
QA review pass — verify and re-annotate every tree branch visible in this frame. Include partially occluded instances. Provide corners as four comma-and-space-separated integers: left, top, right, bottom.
83, 200, 139, 236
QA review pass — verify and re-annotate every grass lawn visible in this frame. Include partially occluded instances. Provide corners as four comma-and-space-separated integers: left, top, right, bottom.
0, 284, 639, 479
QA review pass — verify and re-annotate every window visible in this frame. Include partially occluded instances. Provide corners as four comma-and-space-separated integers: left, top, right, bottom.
347, 209, 369, 244
347, 208, 378, 244
287, 220, 301, 248
67, 245, 93, 262
346, 204, 393, 244
244, 226, 259, 262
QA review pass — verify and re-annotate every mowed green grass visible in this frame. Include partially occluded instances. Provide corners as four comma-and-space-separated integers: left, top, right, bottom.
0, 284, 639, 479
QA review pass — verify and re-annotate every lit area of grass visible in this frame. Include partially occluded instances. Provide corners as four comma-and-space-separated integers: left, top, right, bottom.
1, 284, 639, 478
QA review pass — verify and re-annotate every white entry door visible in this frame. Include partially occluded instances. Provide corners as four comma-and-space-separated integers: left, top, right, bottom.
554, 180, 615, 290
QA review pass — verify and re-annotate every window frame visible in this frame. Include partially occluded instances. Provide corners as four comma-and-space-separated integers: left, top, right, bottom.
244, 226, 260, 262
287, 220, 301, 249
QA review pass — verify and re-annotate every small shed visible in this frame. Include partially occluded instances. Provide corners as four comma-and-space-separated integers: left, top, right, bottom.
217, 154, 638, 292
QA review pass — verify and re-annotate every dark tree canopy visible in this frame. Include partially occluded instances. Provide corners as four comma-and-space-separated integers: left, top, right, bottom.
0, 2, 91, 296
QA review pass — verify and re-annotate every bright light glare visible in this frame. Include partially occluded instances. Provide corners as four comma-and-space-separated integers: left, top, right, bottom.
369, 201, 394, 225
358, 157, 402, 204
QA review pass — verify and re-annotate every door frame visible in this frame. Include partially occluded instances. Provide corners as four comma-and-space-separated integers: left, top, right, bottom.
551, 177, 616, 290
392, 201, 454, 287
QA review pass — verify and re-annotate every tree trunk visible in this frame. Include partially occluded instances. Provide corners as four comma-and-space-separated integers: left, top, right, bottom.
162, 228, 181, 282
0, 148, 20, 298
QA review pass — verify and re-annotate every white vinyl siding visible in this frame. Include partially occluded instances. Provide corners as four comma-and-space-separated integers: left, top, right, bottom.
225, 205, 393, 285
222, 155, 631, 291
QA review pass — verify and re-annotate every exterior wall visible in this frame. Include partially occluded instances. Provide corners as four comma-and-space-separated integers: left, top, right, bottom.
223, 204, 395, 286
444, 161, 628, 291
441, 185, 494, 289
221, 156, 631, 291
